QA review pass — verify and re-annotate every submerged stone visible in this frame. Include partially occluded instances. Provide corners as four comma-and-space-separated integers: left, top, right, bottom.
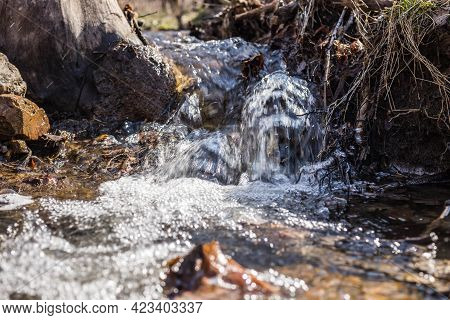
5, 140, 30, 159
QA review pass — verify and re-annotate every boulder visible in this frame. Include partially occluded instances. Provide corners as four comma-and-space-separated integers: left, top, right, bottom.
0, 53, 27, 96
4, 139, 31, 160
0, 94, 50, 140
86, 43, 179, 122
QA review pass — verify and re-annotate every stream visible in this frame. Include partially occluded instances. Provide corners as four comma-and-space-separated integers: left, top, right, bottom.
0, 32, 449, 300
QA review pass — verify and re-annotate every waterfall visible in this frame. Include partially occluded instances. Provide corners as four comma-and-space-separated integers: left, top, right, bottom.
151, 32, 323, 184
241, 71, 323, 182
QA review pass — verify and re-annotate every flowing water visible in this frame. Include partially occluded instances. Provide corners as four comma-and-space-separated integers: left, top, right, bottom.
0, 32, 449, 299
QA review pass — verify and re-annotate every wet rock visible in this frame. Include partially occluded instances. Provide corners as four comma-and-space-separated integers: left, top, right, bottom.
325, 197, 348, 212
241, 53, 265, 81
0, 53, 27, 96
26, 134, 66, 159
0, 94, 50, 140
5, 140, 30, 160
164, 241, 278, 298
89, 43, 178, 122
176, 93, 203, 128
150, 32, 286, 128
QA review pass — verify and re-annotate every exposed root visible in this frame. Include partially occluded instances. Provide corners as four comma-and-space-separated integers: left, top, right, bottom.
190, 0, 449, 173
353, 0, 449, 129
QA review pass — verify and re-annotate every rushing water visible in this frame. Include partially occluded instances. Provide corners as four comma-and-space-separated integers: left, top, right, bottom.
0, 32, 449, 299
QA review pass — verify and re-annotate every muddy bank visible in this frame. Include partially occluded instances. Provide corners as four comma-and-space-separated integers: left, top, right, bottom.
0, 120, 180, 200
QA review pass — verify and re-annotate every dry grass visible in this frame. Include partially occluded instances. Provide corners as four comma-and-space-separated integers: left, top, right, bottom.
282, 0, 450, 165
346, 0, 449, 129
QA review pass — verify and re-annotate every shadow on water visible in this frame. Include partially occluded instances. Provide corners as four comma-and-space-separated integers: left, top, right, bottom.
346, 184, 450, 239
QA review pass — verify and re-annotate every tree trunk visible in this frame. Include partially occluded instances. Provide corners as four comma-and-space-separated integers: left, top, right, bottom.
0, 0, 177, 121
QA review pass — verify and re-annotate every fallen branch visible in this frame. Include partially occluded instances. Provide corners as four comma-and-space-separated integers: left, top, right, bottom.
299, 0, 315, 40
323, 8, 347, 109
139, 11, 158, 19
235, 0, 279, 21
123, 4, 149, 45
339, 0, 394, 11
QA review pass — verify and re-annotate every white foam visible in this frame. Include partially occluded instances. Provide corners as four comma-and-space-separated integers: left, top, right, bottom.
0, 193, 33, 211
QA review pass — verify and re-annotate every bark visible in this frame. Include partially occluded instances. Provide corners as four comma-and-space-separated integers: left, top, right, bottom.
0, 0, 177, 121
235, 0, 279, 21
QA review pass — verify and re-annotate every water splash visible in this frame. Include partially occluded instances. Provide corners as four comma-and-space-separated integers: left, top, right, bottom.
151, 31, 286, 128
241, 71, 323, 182
151, 33, 324, 184
0, 175, 324, 299
0, 192, 33, 211
157, 129, 242, 184
158, 72, 323, 184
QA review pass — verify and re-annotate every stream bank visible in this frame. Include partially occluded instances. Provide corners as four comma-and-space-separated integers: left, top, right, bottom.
1, 29, 450, 299
0, 0, 449, 300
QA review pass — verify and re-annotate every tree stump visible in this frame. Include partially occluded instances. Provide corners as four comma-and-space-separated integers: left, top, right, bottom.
0, 0, 178, 122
